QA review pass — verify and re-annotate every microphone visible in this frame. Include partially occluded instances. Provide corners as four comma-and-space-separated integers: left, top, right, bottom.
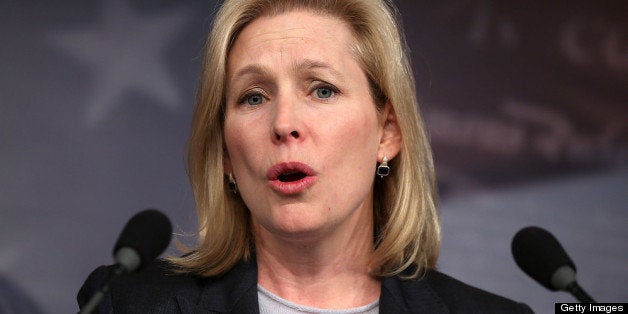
511, 226, 596, 303
113, 209, 173, 272
80, 209, 173, 314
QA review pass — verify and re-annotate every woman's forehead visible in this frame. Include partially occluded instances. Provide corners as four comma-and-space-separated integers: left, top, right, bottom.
226, 11, 358, 78
233, 11, 353, 52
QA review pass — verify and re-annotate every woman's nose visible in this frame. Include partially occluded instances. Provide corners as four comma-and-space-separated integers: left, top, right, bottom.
271, 93, 302, 143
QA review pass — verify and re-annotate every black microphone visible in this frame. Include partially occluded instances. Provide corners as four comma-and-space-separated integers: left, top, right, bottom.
80, 209, 173, 314
511, 226, 596, 303
112, 209, 173, 272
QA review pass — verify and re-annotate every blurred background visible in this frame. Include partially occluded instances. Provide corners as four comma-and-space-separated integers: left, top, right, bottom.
1, 1, 626, 313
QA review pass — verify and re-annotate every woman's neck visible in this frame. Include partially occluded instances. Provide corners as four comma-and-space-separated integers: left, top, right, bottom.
253, 214, 381, 309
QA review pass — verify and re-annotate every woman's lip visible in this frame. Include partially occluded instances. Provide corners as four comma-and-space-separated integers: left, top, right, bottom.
266, 162, 316, 180
267, 162, 317, 195
268, 176, 317, 195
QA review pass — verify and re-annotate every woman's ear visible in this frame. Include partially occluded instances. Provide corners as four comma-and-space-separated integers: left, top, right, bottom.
378, 102, 402, 162
223, 153, 233, 175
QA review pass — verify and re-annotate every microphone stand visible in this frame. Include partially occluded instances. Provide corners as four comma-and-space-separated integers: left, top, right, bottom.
566, 281, 596, 303
79, 264, 126, 314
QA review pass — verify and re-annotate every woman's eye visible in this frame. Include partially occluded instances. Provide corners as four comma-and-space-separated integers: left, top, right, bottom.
245, 94, 264, 106
314, 86, 335, 99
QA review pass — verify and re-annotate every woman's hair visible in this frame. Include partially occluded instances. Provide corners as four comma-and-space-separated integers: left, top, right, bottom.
172, 0, 440, 279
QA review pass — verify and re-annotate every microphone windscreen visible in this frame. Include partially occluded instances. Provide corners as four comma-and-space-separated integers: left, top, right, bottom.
113, 209, 172, 271
511, 226, 576, 291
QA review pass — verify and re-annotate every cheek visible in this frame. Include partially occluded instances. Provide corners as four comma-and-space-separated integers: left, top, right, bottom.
344, 110, 380, 148
223, 115, 270, 180
223, 119, 240, 156
224, 112, 259, 151
223, 117, 253, 170
325, 111, 381, 168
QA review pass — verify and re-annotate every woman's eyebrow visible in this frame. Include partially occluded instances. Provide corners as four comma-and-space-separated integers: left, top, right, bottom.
293, 59, 344, 79
230, 64, 272, 82
230, 59, 345, 83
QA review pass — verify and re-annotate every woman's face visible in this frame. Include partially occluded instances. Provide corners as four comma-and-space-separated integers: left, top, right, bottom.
224, 10, 396, 240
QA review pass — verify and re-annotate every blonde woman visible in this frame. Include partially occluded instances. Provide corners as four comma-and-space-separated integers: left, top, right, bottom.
79, 0, 532, 313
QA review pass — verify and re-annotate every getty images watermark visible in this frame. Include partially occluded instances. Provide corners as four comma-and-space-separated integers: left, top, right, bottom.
556, 303, 626, 313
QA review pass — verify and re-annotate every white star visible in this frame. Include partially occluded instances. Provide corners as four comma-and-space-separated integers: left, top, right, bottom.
48, 0, 191, 127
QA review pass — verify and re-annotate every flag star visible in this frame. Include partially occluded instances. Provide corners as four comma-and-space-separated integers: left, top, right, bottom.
48, 0, 191, 127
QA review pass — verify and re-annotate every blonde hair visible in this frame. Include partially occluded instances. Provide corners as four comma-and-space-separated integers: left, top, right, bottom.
173, 0, 440, 279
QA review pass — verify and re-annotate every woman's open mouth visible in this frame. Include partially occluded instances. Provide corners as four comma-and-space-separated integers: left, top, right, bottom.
277, 170, 307, 182
267, 162, 317, 195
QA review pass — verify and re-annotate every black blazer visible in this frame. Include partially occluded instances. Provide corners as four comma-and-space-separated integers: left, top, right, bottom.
78, 258, 533, 313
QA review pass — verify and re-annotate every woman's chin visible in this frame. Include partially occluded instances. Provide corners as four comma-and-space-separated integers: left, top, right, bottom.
258, 217, 333, 242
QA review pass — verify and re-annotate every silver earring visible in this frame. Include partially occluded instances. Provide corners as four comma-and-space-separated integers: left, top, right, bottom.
228, 173, 237, 194
377, 156, 390, 178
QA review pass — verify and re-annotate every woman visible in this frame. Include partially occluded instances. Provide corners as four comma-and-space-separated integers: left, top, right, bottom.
78, 0, 533, 313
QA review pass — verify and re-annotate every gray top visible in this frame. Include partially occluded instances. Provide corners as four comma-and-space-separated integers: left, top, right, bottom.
258, 284, 379, 314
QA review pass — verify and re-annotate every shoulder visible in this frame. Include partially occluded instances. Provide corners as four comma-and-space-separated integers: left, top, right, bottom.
78, 258, 259, 313
382, 269, 534, 314
424, 270, 533, 313
77, 260, 204, 313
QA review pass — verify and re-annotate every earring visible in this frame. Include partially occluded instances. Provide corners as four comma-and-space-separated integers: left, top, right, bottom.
377, 156, 390, 178
228, 173, 237, 194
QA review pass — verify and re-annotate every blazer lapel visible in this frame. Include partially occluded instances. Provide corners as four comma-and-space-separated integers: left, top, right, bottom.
175, 258, 260, 314
380, 271, 449, 314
